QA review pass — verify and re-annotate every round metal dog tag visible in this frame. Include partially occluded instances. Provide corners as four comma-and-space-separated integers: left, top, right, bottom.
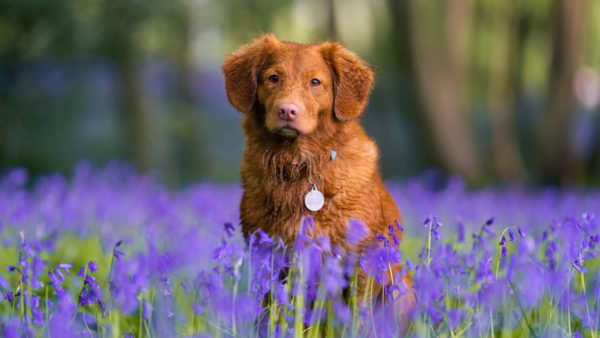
305, 187, 324, 211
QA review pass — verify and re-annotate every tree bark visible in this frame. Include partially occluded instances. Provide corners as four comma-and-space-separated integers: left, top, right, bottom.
488, 0, 525, 181
119, 61, 152, 171
389, 0, 438, 168
405, 0, 481, 182
539, 0, 586, 184
326, 0, 338, 40
173, 14, 198, 180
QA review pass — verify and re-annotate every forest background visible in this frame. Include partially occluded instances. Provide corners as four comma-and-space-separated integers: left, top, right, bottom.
1, 0, 599, 187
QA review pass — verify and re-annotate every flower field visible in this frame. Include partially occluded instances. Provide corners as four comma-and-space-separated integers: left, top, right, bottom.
1, 162, 599, 337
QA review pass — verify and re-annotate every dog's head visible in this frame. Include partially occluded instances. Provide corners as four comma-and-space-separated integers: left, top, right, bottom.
222, 34, 374, 138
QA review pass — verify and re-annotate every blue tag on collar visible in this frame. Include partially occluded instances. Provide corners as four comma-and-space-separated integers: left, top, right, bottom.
330, 150, 337, 161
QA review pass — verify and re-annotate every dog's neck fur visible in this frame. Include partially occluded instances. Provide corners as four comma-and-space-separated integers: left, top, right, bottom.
242, 109, 345, 180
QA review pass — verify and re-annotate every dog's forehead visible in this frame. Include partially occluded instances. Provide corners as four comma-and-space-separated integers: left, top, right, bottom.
267, 43, 329, 73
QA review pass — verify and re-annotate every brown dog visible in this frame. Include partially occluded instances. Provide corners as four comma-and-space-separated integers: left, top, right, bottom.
222, 34, 412, 325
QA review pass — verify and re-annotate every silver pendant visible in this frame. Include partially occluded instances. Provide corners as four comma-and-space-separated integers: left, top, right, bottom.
305, 186, 324, 211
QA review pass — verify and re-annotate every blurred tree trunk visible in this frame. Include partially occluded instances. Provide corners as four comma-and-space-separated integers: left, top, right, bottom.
488, 0, 525, 181
99, 0, 155, 172
173, 11, 204, 183
326, 0, 338, 40
405, 0, 481, 182
119, 60, 152, 171
539, 0, 586, 184
389, 0, 438, 168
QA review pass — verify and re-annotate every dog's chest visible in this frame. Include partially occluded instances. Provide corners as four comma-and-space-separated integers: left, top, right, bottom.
240, 174, 347, 246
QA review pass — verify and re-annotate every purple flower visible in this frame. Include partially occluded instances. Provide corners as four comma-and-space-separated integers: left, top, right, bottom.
499, 236, 507, 246
32, 307, 44, 326
143, 300, 154, 319
448, 308, 465, 330
113, 248, 125, 260
88, 261, 98, 273
223, 222, 235, 237
458, 222, 465, 243
49, 270, 64, 294
395, 221, 404, 232
572, 259, 587, 274
508, 231, 515, 242
475, 257, 494, 283
0, 274, 8, 290
55, 267, 65, 282
321, 256, 347, 297
257, 229, 273, 244
192, 302, 203, 316
346, 219, 369, 245
58, 263, 73, 271
425, 216, 443, 240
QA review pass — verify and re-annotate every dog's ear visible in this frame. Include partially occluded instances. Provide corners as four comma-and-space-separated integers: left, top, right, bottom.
222, 35, 278, 113
321, 42, 374, 121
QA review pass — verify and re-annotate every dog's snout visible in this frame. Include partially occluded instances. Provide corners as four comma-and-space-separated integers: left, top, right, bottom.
278, 103, 299, 121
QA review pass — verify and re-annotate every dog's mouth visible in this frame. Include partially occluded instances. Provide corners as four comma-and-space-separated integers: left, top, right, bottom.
275, 126, 301, 137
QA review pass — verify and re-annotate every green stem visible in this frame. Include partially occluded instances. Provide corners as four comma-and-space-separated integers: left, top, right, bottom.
45, 286, 51, 338
426, 220, 432, 267
490, 310, 494, 338
509, 281, 536, 337
368, 278, 377, 338
580, 272, 596, 338
567, 276, 572, 337
294, 260, 305, 338
351, 272, 359, 336
138, 294, 143, 338
269, 247, 277, 337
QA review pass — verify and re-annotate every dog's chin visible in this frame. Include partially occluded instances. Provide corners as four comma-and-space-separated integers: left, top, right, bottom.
274, 127, 301, 138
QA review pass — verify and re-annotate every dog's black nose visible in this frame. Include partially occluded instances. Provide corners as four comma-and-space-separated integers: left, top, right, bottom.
278, 103, 299, 121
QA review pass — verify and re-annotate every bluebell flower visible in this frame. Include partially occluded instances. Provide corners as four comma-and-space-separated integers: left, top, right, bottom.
223, 222, 235, 237
448, 308, 465, 330
321, 256, 347, 297
113, 248, 125, 260
572, 259, 587, 274
346, 219, 368, 245
457, 222, 465, 243
88, 261, 98, 273
499, 236, 507, 246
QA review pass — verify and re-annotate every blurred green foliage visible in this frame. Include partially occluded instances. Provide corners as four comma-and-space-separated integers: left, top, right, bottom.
0, 0, 599, 186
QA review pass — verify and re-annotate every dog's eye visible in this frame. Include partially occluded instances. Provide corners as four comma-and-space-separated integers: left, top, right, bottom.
311, 78, 321, 86
268, 75, 279, 83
